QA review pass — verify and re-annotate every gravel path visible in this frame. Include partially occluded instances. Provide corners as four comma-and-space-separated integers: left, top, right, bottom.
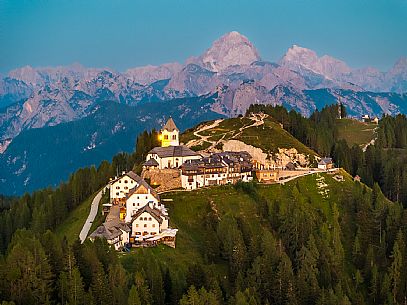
186, 119, 224, 147
79, 188, 104, 243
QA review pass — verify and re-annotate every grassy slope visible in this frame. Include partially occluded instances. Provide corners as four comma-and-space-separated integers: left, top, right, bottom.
180, 117, 317, 158
120, 169, 374, 293
236, 119, 316, 156
56, 195, 93, 243
180, 128, 199, 144
56, 190, 106, 244
336, 118, 376, 147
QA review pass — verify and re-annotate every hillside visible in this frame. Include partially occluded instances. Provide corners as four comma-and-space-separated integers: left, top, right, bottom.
115, 170, 403, 304
336, 118, 377, 148
181, 115, 317, 164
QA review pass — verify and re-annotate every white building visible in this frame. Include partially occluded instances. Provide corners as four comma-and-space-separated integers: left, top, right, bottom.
145, 146, 201, 169
318, 157, 334, 170
109, 171, 142, 201
130, 205, 169, 238
89, 219, 130, 250
160, 117, 180, 147
124, 180, 165, 223
180, 152, 253, 190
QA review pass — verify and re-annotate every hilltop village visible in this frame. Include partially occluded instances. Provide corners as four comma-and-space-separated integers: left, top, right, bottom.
90, 117, 337, 250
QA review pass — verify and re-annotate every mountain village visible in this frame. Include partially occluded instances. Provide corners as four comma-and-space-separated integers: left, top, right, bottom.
89, 116, 338, 251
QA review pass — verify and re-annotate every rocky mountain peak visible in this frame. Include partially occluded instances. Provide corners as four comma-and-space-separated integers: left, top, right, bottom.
389, 57, 407, 76
198, 31, 261, 72
280, 45, 351, 79
283, 45, 318, 62
8, 65, 42, 86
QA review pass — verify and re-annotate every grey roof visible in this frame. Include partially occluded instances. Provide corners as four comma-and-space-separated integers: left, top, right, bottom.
131, 205, 166, 224
90, 219, 130, 240
109, 171, 142, 184
144, 158, 159, 167
126, 179, 160, 201
127, 171, 143, 182
286, 162, 296, 170
148, 145, 200, 158
163, 117, 179, 132
318, 157, 333, 165
215, 151, 252, 161
181, 151, 253, 173
105, 218, 131, 232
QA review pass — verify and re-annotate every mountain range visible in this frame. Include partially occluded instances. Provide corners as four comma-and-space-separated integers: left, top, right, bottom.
1, 31, 406, 194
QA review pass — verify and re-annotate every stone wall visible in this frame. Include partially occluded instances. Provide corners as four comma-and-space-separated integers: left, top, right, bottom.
141, 168, 181, 193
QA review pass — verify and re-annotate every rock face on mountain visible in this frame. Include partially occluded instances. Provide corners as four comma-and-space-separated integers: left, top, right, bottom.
191, 31, 261, 72
0, 77, 32, 108
280, 45, 352, 80
125, 62, 182, 85
166, 64, 216, 95
280, 45, 407, 93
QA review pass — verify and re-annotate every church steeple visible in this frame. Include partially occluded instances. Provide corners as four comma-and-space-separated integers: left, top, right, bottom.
160, 117, 179, 147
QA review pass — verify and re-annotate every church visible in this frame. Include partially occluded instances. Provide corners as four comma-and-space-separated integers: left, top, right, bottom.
144, 117, 201, 169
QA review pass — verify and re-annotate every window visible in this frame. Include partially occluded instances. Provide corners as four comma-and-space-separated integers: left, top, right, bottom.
172, 135, 177, 140
116, 186, 120, 189
164, 135, 168, 140
148, 217, 152, 221
133, 203, 135, 207
137, 203, 140, 206
152, 224, 156, 228
145, 196, 148, 199
116, 192, 119, 196
137, 196, 139, 199
136, 224, 139, 227
124, 180, 128, 183
144, 224, 147, 228
124, 186, 128, 190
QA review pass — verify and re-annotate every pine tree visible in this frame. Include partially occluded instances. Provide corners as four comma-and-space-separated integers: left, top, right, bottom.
127, 285, 142, 305
163, 268, 173, 305
90, 262, 112, 305
133, 271, 152, 304
297, 242, 320, 304
108, 263, 128, 305
6, 231, 53, 305
388, 230, 406, 304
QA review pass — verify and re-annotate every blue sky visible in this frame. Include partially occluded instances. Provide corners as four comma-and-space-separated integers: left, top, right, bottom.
1, 0, 406, 73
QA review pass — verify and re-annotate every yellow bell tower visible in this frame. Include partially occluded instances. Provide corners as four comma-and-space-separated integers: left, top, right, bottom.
160, 117, 179, 147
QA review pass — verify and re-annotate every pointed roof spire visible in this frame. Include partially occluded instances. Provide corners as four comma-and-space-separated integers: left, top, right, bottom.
163, 117, 179, 132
